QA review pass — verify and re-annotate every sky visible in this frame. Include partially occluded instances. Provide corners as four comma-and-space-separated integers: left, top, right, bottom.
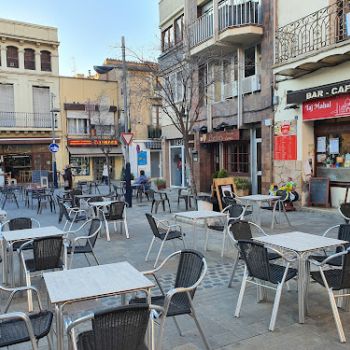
1, 0, 160, 76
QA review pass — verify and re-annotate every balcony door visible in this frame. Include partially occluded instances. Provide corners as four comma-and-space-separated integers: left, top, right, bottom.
33, 86, 51, 127
0, 84, 14, 127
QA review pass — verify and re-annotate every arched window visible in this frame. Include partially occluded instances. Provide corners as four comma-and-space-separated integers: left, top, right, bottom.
24, 48, 35, 70
7, 46, 19, 68
40, 50, 51, 71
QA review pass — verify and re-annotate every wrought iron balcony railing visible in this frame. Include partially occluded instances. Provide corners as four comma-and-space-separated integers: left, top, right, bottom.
0, 112, 53, 128
275, 0, 350, 64
148, 126, 162, 139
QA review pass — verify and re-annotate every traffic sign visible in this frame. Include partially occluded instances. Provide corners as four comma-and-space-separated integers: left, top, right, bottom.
48, 143, 59, 153
121, 132, 134, 145
136, 144, 141, 153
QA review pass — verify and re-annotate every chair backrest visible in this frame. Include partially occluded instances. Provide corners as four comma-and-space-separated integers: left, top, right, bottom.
339, 203, 350, 219
32, 236, 63, 271
85, 218, 102, 248
78, 304, 150, 350
337, 249, 350, 290
222, 196, 237, 207
88, 196, 104, 203
276, 189, 289, 202
226, 204, 245, 219
335, 224, 350, 253
174, 250, 205, 299
107, 202, 126, 221
238, 240, 271, 282
229, 220, 252, 241
57, 201, 71, 222
145, 213, 161, 238
8, 217, 32, 231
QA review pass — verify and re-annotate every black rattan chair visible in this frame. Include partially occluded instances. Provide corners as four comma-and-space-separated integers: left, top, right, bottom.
100, 201, 129, 239
145, 213, 185, 267
57, 199, 87, 231
131, 250, 210, 350
227, 220, 280, 287
65, 218, 102, 269
1, 187, 19, 209
67, 304, 154, 350
235, 240, 297, 331
310, 248, 350, 342
70, 189, 83, 208
0, 285, 53, 349
177, 188, 193, 210
339, 203, 350, 224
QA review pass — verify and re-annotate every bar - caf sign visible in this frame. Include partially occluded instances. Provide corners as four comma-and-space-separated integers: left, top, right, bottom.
68, 139, 119, 146
200, 129, 239, 143
287, 79, 350, 104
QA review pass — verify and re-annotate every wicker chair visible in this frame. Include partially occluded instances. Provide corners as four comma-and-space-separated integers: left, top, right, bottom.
67, 304, 155, 350
131, 250, 210, 350
310, 248, 350, 342
99, 201, 129, 239
310, 224, 350, 266
145, 213, 186, 267
339, 203, 350, 224
235, 240, 297, 331
65, 218, 102, 269
0, 285, 53, 350
19, 236, 65, 310
227, 221, 280, 287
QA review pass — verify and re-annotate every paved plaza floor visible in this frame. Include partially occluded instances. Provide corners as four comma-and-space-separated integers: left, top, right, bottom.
1, 186, 349, 349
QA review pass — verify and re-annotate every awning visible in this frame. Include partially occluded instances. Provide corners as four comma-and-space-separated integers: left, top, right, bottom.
68, 147, 122, 157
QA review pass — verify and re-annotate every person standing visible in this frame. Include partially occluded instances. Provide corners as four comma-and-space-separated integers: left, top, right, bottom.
64, 165, 73, 190
102, 163, 109, 185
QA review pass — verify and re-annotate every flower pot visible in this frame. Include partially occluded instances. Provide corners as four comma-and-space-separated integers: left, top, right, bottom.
157, 183, 166, 190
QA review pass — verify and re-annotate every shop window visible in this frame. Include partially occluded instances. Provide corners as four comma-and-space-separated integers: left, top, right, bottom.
244, 46, 256, 77
161, 26, 174, 52
174, 15, 184, 44
70, 156, 90, 176
6, 46, 19, 68
40, 50, 51, 71
68, 118, 89, 135
24, 49, 35, 70
226, 142, 250, 174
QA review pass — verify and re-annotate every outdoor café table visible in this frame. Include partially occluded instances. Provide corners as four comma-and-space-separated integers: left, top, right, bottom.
44, 261, 154, 350
1, 225, 64, 287
254, 231, 347, 324
174, 210, 228, 254
238, 194, 283, 227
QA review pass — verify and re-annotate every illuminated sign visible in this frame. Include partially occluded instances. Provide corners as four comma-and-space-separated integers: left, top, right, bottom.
68, 139, 119, 146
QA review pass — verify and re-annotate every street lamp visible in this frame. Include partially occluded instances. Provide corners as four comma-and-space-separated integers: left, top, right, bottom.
50, 107, 60, 188
94, 36, 132, 207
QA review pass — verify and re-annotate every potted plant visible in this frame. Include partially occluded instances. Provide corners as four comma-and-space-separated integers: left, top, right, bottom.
154, 178, 166, 190
213, 169, 228, 178
234, 177, 251, 196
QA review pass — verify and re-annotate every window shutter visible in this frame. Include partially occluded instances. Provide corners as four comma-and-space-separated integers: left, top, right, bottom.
33, 86, 50, 127
0, 84, 14, 112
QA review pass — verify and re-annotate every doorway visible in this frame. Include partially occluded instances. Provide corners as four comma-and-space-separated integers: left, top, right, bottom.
251, 127, 262, 194
94, 157, 114, 181
150, 151, 161, 178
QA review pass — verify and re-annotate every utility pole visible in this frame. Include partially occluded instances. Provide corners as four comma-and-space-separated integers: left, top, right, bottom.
50, 93, 59, 188
122, 36, 132, 207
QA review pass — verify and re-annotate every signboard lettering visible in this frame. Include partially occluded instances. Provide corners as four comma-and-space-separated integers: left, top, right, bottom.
68, 139, 119, 146
274, 120, 297, 161
200, 129, 239, 143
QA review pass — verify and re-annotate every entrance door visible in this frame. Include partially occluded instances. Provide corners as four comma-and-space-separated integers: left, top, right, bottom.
251, 128, 262, 194
150, 151, 161, 178
170, 146, 185, 187
94, 157, 115, 181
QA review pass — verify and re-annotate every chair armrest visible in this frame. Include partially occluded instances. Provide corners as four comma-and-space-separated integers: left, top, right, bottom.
310, 249, 348, 267
267, 246, 297, 263
66, 313, 94, 342
18, 240, 34, 253
142, 250, 183, 275
322, 225, 340, 237
248, 221, 268, 236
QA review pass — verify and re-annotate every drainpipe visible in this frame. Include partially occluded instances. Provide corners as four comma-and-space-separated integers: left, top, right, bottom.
237, 46, 244, 129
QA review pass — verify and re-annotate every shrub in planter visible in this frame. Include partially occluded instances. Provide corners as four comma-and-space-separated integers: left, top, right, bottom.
234, 177, 251, 196
213, 169, 228, 178
154, 178, 166, 190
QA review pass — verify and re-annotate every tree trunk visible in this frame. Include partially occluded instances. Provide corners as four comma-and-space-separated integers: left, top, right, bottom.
183, 135, 197, 196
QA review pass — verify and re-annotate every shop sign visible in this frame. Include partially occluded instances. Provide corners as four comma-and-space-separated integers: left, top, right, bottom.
68, 139, 119, 146
302, 94, 350, 121
200, 129, 239, 143
287, 79, 350, 104
274, 120, 297, 161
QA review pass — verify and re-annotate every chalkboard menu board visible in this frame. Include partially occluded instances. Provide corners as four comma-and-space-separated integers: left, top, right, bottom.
32, 170, 49, 184
308, 177, 330, 207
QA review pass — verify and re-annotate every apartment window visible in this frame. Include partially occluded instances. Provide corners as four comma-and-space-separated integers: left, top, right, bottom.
7, 46, 19, 68
161, 26, 174, 51
174, 15, 184, 44
166, 71, 183, 103
0, 84, 15, 127
40, 50, 52, 71
68, 118, 89, 135
24, 49, 35, 70
225, 142, 249, 174
95, 124, 114, 136
244, 46, 256, 77
198, 1, 213, 17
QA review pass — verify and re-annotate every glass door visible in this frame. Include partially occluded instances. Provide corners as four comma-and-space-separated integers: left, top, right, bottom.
170, 146, 185, 187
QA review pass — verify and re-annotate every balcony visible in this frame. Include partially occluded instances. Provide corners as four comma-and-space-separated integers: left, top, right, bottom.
148, 126, 162, 139
0, 112, 53, 129
275, 0, 350, 77
189, 0, 263, 55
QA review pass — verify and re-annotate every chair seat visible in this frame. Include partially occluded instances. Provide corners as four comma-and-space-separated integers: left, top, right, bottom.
24, 259, 64, 272
268, 264, 297, 284
311, 269, 350, 290
104, 214, 123, 221
0, 310, 53, 347
310, 254, 342, 266
67, 245, 92, 254
130, 294, 191, 317
158, 230, 183, 241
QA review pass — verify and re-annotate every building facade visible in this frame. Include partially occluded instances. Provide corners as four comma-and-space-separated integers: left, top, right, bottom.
59, 76, 123, 183
159, 0, 274, 192
273, 0, 350, 207
0, 18, 62, 184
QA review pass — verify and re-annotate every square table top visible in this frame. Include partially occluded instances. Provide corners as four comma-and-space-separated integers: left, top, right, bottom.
174, 210, 227, 220
89, 200, 116, 207
2, 226, 63, 242
254, 231, 347, 253
239, 194, 281, 202
44, 262, 154, 304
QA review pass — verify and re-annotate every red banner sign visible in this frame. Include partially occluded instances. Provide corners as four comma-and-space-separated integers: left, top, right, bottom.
303, 94, 350, 121
68, 139, 119, 146
274, 135, 297, 161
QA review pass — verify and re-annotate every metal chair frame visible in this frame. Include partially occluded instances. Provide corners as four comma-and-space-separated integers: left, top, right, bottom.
338, 203, 350, 223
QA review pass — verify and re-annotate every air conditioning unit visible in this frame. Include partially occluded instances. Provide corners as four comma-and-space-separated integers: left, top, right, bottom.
223, 81, 238, 99
242, 75, 261, 94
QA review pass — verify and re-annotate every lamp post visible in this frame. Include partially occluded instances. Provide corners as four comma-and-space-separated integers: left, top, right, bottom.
50, 107, 60, 188
94, 36, 132, 207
